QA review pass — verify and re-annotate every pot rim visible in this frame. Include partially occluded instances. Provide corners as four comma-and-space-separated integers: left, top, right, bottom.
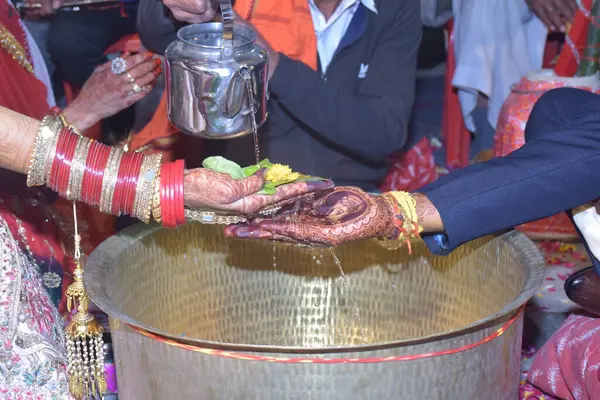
176, 22, 256, 50
85, 226, 544, 355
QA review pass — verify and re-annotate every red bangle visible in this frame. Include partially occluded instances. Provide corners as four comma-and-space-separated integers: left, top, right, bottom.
48, 127, 66, 191
81, 141, 111, 207
49, 127, 78, 197
112, 153, 130, 215
160, 162, 176, 228
168, 162, 177, 227
123, 152, 144, 216
112, 152, 143, 215
174, 159, 185, 226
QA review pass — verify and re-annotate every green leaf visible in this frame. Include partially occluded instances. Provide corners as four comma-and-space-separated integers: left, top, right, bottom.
257, 181, 277, 195
296, 174, 326, 182
202, 156, 246, 179
242, 164, 261, 177
258, 159, 273, 168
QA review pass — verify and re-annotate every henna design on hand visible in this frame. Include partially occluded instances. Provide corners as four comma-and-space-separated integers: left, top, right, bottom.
182, 168, 334, 215
224, 187, 397, 246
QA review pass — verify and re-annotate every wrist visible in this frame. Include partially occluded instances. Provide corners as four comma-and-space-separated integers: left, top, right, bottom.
62, 102, 99, 132
377, 194, 401, 239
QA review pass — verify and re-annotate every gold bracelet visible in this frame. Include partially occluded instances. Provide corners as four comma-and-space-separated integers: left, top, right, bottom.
151, 174, 162, 224
57, 113, 81, 136
27, 114, 62, 187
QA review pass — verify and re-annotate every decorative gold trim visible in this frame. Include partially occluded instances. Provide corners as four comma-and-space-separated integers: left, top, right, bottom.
0, 24, 33, 74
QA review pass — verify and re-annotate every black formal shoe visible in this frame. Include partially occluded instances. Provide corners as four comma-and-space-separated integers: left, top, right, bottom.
564, 266, 600, 316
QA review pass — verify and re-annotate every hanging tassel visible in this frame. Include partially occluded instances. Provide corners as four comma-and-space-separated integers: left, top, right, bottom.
65, 202, 107, 399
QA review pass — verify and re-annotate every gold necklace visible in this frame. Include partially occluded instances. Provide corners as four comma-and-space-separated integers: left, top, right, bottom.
0, 23, 34, 74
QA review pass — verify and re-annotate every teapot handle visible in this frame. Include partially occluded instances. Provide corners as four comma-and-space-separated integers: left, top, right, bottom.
221, 66, 253, 118
219, 0, 234, 56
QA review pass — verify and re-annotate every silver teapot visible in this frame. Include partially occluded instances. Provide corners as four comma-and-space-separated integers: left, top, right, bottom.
165, 0, 269, 139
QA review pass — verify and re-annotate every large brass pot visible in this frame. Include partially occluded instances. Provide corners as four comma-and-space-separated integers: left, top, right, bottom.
85, 224, 544, 399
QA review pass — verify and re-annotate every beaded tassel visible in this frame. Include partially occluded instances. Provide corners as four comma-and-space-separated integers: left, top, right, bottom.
65, 202, 106, 399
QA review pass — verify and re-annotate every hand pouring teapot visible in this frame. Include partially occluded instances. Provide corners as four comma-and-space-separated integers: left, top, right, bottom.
165, 0, 268, 139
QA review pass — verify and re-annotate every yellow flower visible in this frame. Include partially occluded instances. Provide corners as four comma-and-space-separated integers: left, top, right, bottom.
265, 163, 300, 182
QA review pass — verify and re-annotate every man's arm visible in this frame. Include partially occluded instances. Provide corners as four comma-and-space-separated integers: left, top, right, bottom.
137, 0, 182, 55
418, 88, 600, 254
268, 0, 421, 162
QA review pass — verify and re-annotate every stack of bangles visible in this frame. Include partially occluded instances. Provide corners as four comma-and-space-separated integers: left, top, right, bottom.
26, 113, 186, 229
380, 191, 423, 253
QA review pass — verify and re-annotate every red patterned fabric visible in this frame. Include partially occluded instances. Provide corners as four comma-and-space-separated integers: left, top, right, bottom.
493, 75, 598, 237
380, 137, 439, 192
527, 314, 600, 400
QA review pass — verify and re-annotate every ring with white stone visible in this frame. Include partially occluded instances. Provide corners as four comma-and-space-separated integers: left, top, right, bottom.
111, 57, 127, 75
128, 83, 144, 96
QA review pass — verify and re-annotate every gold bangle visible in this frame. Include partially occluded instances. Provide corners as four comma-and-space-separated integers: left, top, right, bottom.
143, 155, 163, 223
27, 114, 62, 187
99, 148, 123, 214
133, 154, 162, 223
151, 174, 162, 223
68, 137, 91, 201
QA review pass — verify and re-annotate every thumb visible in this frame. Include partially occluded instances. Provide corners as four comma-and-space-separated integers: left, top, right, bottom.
236, 168, 266, 198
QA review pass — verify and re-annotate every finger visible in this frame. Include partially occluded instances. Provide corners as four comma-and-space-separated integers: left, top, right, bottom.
122, 52, 153, 71
273, 179, 334, 201
565, 0, 578, 17
126, 58, 162, 80
122, 85, 154, 106
536, 7, 556, 31
258, 220, 306, 239
235, 172, 266, 199
168, 8, 215, 23
129, 69, 160, 89
223, 224, 302, 244
224, 179, 333, 214
553, 0, 574, 27
223, 224, 273, 239
546, 1, 565, 31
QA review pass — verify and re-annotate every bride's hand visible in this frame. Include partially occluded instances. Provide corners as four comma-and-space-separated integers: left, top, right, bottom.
224, 187, 397, 245
182, 168, 334, 215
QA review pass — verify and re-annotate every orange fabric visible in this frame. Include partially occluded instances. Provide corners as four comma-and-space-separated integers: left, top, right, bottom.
130, 0, 317, 156
554, 0, 593, 77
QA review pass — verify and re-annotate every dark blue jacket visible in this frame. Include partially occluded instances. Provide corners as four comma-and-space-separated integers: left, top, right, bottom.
137, 0, 422, 190
421, 87, 600, 274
